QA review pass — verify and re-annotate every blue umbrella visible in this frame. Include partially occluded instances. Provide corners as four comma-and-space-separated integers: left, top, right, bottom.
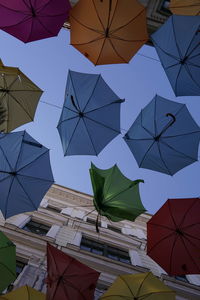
0, 131, 54, 219
123, 95, 200, 175
57, 70, 124, 156
151, 15, 200, 96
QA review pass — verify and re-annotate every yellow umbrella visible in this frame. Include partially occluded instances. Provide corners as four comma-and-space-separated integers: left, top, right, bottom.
0, 285, 45, 300
0, 60, 43, 132
100, 272, 175, 300
169, 0, 200, 15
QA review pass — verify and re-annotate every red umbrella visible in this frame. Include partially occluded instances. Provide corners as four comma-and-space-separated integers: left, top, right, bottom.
46, 243, 100, 300
147, 198, 200, 276
0, 0, 71, 43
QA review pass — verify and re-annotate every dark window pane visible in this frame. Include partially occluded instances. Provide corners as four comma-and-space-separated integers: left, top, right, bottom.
107, 225, 121, 233
47, 206, 61, 213
16, 260, 26, 277
175, 275, 189, 283
23, 220, 50, 236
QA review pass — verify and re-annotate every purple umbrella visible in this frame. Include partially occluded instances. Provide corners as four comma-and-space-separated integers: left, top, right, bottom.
0, 0, 71, 43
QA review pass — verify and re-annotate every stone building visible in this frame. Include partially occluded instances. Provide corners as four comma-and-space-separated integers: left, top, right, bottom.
0, 184, 200, 299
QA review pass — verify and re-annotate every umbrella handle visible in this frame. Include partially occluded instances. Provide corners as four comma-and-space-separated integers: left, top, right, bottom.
155, 113, 176, 140
96, 213, 100, 233
166, 113, 176, 126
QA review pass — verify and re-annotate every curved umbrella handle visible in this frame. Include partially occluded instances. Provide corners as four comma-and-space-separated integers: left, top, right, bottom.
166, 113, 176, 126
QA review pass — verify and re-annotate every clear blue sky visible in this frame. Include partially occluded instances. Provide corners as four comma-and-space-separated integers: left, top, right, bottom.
0, 28, 199, 214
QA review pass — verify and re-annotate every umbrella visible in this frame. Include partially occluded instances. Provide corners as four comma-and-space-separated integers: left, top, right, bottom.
123, 95, 200, 175
147, 198, 200, 276
0, 285, 45, 299
0, 60, 43, 133
57, 70, 124, 156
169, 0, 200, 15
0, 130, 54, 219
46, 243, 100, 300
0, 0, 71, 43
0, 231, 16, 293
100, 272, 175, 299
151, 15, 200, 96
69, 0, 148, 65
90, 163, 145, 231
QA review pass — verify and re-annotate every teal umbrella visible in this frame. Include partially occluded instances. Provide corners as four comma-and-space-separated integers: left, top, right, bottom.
89, 163, 145, 231
0, 231, 16, 293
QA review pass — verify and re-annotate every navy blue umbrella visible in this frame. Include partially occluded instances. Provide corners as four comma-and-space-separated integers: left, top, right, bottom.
57, 70, 124, 156
0, 131, 54, 218
152, 15, 200, 96
124, 95, 200, 175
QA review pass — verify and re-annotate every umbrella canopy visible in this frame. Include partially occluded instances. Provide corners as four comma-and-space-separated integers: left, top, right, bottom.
100, 272, 175, 299
90, 163, 145, 226
0, 130, 54, 219
57, 70, 124, 156
123, 95, 200, 175
0, 285, 45, 299
151, 15, 200, 96
0, 60, 43, 132
0, 231, 16, 293
169, 0, 200, 15
147, 198, 200, 276
70, 0, 148, 65
46, 243, 100, 300
0, 0, 71, 43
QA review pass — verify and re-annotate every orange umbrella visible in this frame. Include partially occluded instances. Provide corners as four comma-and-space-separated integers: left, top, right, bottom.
70, 0, 148, 65
169, 0, 200, 15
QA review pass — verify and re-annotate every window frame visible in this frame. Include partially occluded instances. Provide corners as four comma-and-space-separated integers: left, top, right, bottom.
22, 219, 50, 236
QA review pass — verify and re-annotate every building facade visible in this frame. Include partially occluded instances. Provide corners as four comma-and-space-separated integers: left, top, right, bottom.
65, 0, 171, 35
0, 184, 200, 299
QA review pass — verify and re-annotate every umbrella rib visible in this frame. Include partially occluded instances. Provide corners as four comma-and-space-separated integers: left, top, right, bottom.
161, 130, 200, 139
82, 117, 98, 155
15, 175, 38, 210
141, 109, 154, 137
0, 261, 16, 279
119, 275, 136, 298
96, 37, 107, 65
70, 14, 103, 35
165, 62, 181, 70
109, 34, 148, 43
160, 139, 198, 162
147, 232, 175, 254
182, 231, 200, 244
135, 272, 151, 298
180, 235, 200, 273
63, 105, 78, 114
139, 291, 175, 299
184, 63, 200, 89
0, 143, 14, 172
4, 176, 15, 219
152, 39, 180, 62
184, 29, 200, 59
138, 141, 155, 168
16, 149, 50, 173
34, 16, 56, 36
171, 17, 183, 60
170, 4, 200, 9
64, 118, 82, 155
84, 115, 121, 133
169, 233, 178, 275
109, 7, 146, 35
108, 0, 118, 29
58, 115, 79, 126
16, 173, 53, 183
82, 75, 101, 112
108, 38, 129, 63
148, 222, 175, 231
179, 198, 199, 228
157, 142, 172, 175
85, 99, 123, 114
2, 15, 32, 30
8, 93, 34, 122
71, 35, 104, 46
91, 0, 106, 31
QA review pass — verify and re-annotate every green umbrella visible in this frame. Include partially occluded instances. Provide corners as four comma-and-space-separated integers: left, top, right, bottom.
0, 232, 16, 293
89, 163, 145, 231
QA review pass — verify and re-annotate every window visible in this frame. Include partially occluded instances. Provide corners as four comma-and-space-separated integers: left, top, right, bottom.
159, 0, 171, 15
87, 218, 101, 227
23, 220, 50, 236
107, 225, 121, 233
46, 206, 61, 213
80, 237, 131, 264
174, 275, 189, 283
16, 260, 26, 277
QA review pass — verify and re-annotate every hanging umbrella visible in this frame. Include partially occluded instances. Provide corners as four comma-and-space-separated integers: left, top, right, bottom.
0, 130, 54, 219
100, 272, 175, 299
0, 231, 16, 293
90, 163, 145, 231
0, 0, 71, 43
46, 243, 100, 300
123, 95, 200, 175
151, 15, 200, 96
0, 285, 45, 299
147, 198, 200, 276
69, 0, 148, 65
0, 60, 43, 133
57, 70, 124, 156
169, 0, 200, 15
